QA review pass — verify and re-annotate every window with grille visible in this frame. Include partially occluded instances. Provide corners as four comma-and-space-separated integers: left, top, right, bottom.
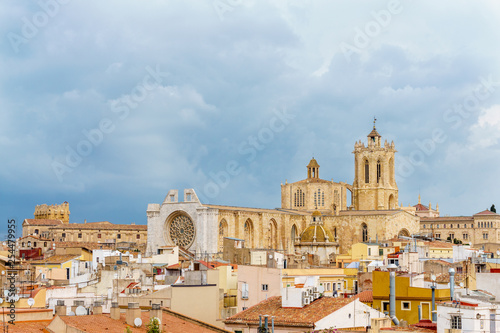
451, 315, 462, 329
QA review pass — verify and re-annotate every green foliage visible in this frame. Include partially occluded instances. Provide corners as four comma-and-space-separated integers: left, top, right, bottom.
125, 327, 133, 333
146, 317, 162, 333
453, 238, 462, 244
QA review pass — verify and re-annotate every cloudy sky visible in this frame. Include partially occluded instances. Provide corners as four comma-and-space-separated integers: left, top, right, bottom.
1, 1, 500, 232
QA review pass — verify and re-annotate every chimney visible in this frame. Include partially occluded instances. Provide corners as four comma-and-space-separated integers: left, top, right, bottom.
110, 302, 120, 320
126, 302, 141, 326
387, 264, 399, 325
71, 300, 85, 313
150, 303, 162, 322
93, 301, 102, 315
449, 268, 455, 301
55, 300, 66, 316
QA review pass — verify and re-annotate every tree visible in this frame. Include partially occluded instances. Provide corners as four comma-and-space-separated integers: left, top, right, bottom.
146, 317, 162, 333
491, 204, 496, 213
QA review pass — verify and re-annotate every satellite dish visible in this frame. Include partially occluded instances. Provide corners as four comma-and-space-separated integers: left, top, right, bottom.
497, 250, 500, 256
268, 254, 273, 259
68, 311, 76, 316
318, 285, 325, 293
1, 271, 4, 275
301, 256, 306, 260
459, 282, 464, 288
3, 290, 9, 297
27, 298, 35, 307
431, 275, 436, 282
75, 306, 87, 316
134, 317, 142, 327
0, 298, 3, 304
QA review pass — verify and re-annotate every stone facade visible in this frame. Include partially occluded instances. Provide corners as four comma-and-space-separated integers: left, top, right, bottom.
22, 219, 147, 246
420, 210, 500, 246
34, 202, 70, 223
280, 159, 350, 214
147, 125, 420, 257
352, 125, 398, 211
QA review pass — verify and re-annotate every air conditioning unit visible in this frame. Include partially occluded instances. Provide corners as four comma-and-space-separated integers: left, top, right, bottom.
313, 292, 319, 299
313, 287, 318, 293
309, 295, 314, 303
302, 291, 308, 298
303, 297, 310, 305
308, 288, 313, 295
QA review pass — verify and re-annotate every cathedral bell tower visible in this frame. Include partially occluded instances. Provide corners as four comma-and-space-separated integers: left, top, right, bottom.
352, 120, 398, 210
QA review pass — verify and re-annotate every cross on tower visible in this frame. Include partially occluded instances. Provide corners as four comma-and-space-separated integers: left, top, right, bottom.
373, 116, 377, 129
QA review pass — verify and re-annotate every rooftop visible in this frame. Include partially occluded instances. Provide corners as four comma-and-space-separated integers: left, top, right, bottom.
29, 254, 80, 264
23, 219, 63, 226
52, 222, 147, 230
225, 296, 355, 328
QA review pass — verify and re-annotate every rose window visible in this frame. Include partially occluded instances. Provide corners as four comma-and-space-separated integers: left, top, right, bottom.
168, 215, 195, 248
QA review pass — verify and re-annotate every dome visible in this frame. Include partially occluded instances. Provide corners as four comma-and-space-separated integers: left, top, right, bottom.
307, 158, 320, 168
312, 210, 322, 217
299, 225, 335, 243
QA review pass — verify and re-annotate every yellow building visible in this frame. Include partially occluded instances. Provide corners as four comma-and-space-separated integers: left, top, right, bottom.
372, 270, 450, 324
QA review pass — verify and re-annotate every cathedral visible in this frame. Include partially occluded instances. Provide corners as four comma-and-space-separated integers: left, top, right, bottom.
146, 124, 420, 258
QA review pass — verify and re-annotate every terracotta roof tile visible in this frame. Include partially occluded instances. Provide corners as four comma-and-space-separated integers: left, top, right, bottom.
354, 290, 373, 302
58, 310, 229, 333
3, 320, 52, 332
474, 210, 498, 216
23, 219, 63, 226
225, 296, 355, 327
414, 203, 429, 211
29, 254, 80, 264
53, 222, 147, 230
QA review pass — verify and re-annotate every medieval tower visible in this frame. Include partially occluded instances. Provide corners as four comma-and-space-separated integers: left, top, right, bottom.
352, 121, 398, 210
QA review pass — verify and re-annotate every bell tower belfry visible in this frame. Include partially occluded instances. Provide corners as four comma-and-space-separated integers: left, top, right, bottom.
352, 119, 398, 210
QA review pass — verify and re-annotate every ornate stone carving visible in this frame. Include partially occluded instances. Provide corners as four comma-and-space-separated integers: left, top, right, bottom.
168, 215, 195, 248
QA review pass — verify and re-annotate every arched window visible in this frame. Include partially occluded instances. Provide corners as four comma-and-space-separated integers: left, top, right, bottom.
364, 160, 370, 183
244, 219, 254, 248
219, 220, 228, 252
314, 189, 324, 207
290, 224, 297, 250
362, 224, 368, 242
269, 220, 278, 249
377, 160, 381, 183
295, 189, 305, 207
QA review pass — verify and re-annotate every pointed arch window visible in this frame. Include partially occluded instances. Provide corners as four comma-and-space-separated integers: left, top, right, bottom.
377, 160, 381, 183
362, 224, 368, 242
295, 189, 305, 207
364, 160, 370, 183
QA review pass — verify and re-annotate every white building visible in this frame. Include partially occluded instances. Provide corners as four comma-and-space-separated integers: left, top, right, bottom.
437, 298, 499, 333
